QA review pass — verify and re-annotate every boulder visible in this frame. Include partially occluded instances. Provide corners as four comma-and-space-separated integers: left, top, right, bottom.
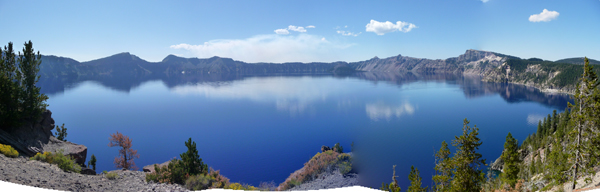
43, 136, 88, 165
321, 145, 331, 152
80, 167, 96, 175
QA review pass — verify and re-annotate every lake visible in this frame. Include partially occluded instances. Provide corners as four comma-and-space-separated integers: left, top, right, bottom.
39, 72, 571, 189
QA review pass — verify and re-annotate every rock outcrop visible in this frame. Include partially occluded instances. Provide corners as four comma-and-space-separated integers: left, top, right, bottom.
0, 110, 88, 165
142, 160, 172, 173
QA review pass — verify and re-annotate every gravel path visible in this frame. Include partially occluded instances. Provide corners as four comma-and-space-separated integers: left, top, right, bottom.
0, 154, 188, 192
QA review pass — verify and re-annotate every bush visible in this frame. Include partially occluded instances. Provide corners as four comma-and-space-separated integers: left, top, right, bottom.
30, 150, 81, 173
185, 174, 214, 190
338, 161, 352, 175
0, 143, 18, 158
208, 167, 230, 188
145, 158, 187, 184
225, 183, 258, 190
333, 143, 343, 153
106, 172, 119, 180
54, 123, 67, 141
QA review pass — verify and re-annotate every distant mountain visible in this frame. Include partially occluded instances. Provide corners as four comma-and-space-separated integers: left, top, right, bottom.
555, 57, 600, 65
38, 50, 597, 94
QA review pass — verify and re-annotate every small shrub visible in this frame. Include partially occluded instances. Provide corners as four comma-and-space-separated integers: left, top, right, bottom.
208, 167, 230, 188
106, 172, 119, 180
258, 181, 277, 191
0, 143, 19, 158
185, 174, 214, 190
338, 161, 352, 175
278, 151, 341, 190
333, 143, 343, 153
102, 170, 107, 174
54, 123, 67, 141
31, 150, 81, 173
227, 183, 244, 190
145, 158, 188, 184
88, 154, 97, 171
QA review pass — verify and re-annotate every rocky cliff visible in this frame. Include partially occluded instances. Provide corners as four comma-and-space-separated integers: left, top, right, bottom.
0, 110, 88, 165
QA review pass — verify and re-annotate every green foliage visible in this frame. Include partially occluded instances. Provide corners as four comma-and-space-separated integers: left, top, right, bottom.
226, 182, 259, 190
30, 151, 81, 173
106, 172, 119, 180
450, 118, 485, 192
102, 170, 107, 174
338, 161, 352, 175
333, 143, 344, 153
501, 132, 520, 187
566, 57, 600, 190
433, 141, 452, 192
544, 141, 569, 186
0, 143, 19, 158
0, 41, 48, 131
54, 123, 67, 141
148, 158, 187, 184
180, 138, 207, 176
407, 166, 427, 192
380, 165, 401, 192
88, 154, 97, 171
185, 174, 214, 190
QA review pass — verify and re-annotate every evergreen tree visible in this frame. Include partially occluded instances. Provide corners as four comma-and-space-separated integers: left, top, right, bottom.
0, 42, 22, 130
567, 57, 600, 190
180, 137, 207, 176
89, 154, 97, 171
552, 109, 558, 133
17, 41, 47, 120
544, 140, 568, 185
433, 141, 452, 192
408, 165, 427, 192
537, 121, 543, 140
501, 132, 520, 187
450, 118, 485, 192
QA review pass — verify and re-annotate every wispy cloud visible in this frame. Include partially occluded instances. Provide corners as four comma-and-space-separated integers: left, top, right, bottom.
365, 101, 416, 121
306, 25, 315, 28
170, 34, 352, 63
481, 0, 490, 3
337, 30, 361, 37
529, 9, 559, 22
365, 20, 417, 35
274, 29, 290, 35
275, 25, 308, 34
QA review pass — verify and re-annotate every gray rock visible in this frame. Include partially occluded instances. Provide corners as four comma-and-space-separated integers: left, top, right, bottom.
80, 167, 96, 175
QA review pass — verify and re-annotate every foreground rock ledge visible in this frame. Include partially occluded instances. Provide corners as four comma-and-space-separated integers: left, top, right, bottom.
0, 110, 87, 165
0, 153, 188, 191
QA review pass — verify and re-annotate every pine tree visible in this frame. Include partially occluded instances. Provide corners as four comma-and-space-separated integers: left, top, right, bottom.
537, 120, 543, 140
433, 141, 452, 192
180, 137, 207, 176
17, 41, 47, 120
450, 118, 486, 192
0, 42, 22, 130
544, 140, 568, 185
408, 165, 427, 192
567, 57, 600, 190
501, 132, 520, 187
108, 131, 140, 170
89, 154, 97, 171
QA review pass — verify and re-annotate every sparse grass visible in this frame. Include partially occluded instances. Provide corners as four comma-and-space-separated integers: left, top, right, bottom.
30, 150, 81, 173
106, 172, 119, 180
0, 143, 18, 158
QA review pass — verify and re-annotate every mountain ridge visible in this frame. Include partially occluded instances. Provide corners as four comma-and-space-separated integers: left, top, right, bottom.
38, 50, 599, 94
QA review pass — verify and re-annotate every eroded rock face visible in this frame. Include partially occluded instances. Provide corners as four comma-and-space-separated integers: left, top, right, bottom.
43, 136, 88, 165
142, 160, 172, 173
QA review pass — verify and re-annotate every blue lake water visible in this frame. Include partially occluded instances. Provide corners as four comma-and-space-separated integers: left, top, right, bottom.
39, 73, 571, 189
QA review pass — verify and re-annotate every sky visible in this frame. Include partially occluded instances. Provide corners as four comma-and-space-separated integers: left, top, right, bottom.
0, 0, 599, 63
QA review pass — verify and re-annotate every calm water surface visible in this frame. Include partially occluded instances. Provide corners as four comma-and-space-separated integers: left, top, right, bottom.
40, 73, 571, 189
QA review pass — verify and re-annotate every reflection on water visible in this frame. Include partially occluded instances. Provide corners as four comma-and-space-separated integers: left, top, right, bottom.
365, 101, 416, 121
39, 72, 572, 111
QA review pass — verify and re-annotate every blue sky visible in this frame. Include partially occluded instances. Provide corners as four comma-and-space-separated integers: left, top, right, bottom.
0, 0, 599, 63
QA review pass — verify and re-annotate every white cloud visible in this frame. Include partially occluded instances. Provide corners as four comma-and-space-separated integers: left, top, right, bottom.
306, 25, 316, 28
287, 25, 307, 32
365, 101, 416, 121
321, 37, 326, 41
481, 0, 490, 3
170, 34, 352, 63
529, 9, 559, 22
274, 29, 290, 35
365, 20, 417, 35
337, 30, 361, 37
